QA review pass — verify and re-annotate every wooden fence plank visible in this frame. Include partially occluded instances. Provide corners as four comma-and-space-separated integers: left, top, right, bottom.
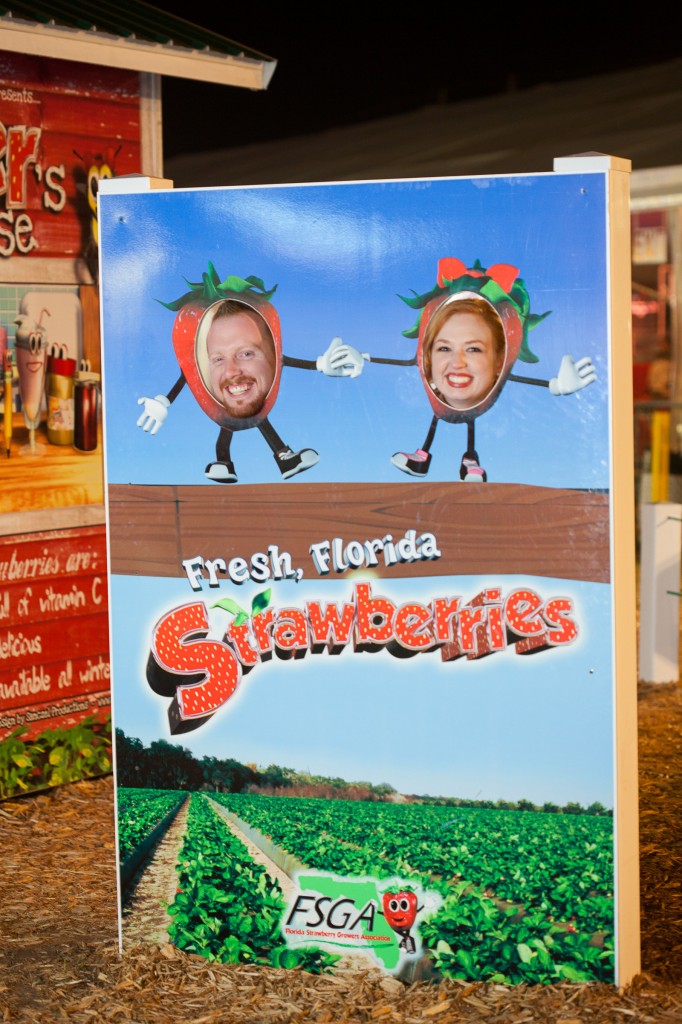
108, 482, 610, 584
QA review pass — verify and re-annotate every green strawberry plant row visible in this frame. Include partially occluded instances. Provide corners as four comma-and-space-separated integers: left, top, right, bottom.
210, 793, 614, 984
212, 795, 613, 919
117, 787, 187, 861
421, 883, 613, 984
167, 793, 336, 973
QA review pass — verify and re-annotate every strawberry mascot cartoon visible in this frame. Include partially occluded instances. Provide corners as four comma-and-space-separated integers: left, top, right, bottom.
136, 262, 364, 482
364, 257, 596, 482
382, 887, 421, 954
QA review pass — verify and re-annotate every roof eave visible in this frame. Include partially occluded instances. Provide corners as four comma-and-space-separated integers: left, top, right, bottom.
0, 17, 277, 89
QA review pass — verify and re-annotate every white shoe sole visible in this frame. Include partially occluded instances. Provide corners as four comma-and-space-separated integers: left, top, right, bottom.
391, 453, 429, 477
205, 462, 238, 483
280, 450, 319, 479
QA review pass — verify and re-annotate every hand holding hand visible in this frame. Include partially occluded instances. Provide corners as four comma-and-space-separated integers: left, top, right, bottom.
316, 336, 368, 378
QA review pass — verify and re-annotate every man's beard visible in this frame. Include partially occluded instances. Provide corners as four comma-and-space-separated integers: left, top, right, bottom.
215, 376, 267, 419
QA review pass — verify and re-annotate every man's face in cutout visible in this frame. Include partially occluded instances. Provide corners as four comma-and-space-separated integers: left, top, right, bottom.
205, 311, 276, 419
430, 311, 503, 410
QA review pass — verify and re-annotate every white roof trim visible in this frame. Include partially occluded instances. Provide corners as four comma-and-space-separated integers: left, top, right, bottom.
0, 16, 277, 90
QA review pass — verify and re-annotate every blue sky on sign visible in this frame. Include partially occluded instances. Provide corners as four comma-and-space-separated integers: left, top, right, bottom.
99, 173, 608, 490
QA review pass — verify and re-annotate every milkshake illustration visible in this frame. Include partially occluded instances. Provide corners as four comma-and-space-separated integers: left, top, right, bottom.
14, 308, 50, 454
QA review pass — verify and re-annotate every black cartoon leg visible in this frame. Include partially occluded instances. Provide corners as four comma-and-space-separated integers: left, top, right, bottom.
460, 420, 486, 482
259, 417, 319, 480
205, 427, 237, 483
391, 416, 438, 477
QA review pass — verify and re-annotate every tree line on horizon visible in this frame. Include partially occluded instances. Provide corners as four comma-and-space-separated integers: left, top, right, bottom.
115, 730, 611, 815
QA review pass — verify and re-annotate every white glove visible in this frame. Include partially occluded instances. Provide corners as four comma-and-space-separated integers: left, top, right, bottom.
316, 336, 368, 378
136, 394, 170, 434
549, 355, 597, 396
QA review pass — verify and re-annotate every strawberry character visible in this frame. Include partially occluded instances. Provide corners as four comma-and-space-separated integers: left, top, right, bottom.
381, 886, 421, 954
360, 258, 596, 483
136, 262, 365, 483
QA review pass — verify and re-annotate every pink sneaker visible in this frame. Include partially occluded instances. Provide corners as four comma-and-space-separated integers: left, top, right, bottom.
391, 449, 432, 477
460, 456, 487, 482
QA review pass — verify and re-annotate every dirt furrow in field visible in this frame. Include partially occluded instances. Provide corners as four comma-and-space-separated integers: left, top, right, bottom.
121, 797, 190, 947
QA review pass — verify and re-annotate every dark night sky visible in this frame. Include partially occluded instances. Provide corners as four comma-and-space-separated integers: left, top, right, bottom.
155, 7, 681, 159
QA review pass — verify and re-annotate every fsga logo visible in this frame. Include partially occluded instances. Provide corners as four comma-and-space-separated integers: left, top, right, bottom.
282, 871, 441, 972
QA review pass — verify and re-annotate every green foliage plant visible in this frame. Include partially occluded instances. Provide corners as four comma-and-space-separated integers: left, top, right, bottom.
0, 715, 111, 799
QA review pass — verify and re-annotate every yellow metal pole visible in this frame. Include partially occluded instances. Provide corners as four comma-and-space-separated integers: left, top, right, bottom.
650, 410, 670, 502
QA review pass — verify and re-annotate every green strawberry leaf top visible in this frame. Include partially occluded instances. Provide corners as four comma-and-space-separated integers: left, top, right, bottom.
252, 589, 272, 615
400, 259, 550, 364
158, 261, 277, 312
212, 597, 246, 617
212, 589, 272, 628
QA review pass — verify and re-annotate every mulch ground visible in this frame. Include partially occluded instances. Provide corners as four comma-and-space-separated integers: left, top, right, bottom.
0, 682, 679, 1023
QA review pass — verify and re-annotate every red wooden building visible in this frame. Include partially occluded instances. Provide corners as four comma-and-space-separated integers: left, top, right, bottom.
0, 2, 274, 796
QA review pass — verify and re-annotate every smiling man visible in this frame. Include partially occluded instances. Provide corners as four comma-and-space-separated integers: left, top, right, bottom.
136, 265, 367, 484
204, 300, 276, 419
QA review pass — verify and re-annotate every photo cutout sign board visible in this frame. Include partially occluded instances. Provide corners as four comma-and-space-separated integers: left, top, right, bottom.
100, 156, 638, 986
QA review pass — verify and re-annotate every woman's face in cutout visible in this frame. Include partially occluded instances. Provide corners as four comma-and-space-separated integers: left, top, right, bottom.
429, 311, 503, 410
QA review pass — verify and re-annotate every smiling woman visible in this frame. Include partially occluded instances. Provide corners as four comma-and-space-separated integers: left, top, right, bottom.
422, 295, 506, 412
197, 300, 277, 419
